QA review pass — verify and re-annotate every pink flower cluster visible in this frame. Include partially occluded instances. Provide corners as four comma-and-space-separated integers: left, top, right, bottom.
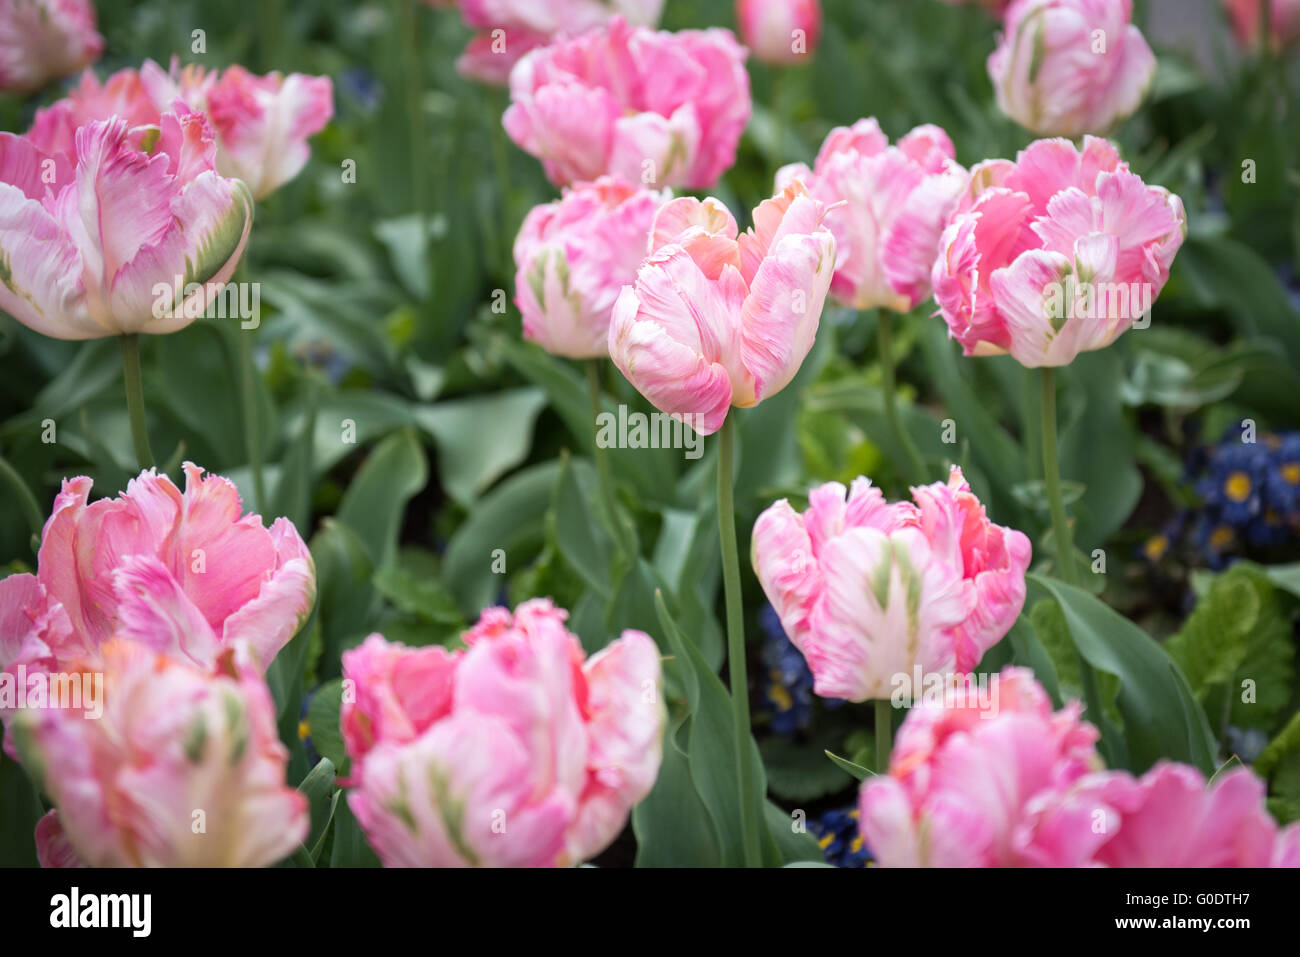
504, 16, 750, 189
341, 599, 664, 867
752, 467, 1032, 702
0, 465, 316, 867
860, 668, 1300, 867
1223, 0, 1300, 50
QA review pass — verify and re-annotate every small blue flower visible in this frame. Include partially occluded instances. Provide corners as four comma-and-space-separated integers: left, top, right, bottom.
759, 604, 814, 736
810, 807, 873, 868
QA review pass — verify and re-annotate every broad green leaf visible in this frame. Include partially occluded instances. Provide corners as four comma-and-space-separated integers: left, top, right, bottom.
414, 387, 546, 506
1030, 574, 1218, 775
337, 428, 428, 569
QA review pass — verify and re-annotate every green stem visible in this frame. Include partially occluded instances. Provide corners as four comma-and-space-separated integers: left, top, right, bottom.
876, 310, 927, 485
717, 415, 762, 868
238, 328, 266, 514
874, 699, 892, 773
398, 0, 426, 219
1039, 368, 1075, 586
120, 334, 155, 470
0, 453, 44, 540
586, 361, 633, 559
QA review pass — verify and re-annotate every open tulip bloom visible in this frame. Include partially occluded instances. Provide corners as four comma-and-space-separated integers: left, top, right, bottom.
933, 135, 1185, 586
778, 118, 967, 482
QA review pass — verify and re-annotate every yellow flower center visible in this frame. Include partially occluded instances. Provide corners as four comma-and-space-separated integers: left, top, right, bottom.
1224, 472, 1252, 502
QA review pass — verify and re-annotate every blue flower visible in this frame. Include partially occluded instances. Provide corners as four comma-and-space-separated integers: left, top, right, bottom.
759, 604, 814, 736
810, 807, 873, 868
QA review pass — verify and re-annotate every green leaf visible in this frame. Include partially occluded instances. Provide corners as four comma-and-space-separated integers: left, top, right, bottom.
760, 736, 852, 802
414, 388, 547, 506
763, 800, 824, 864
373, 549, 464, 626
653, 590, 772, 867
310, 518, 377, 680
295, 757, 338, 865
1256, 712, 1300, 825
824, 749, 872, 782
632, 713, 721, 867
306, 679, 348, 774
1030, 574, 1218, 775
329, 795, 381, 868
443, 461, 561, 616
337, 428, 428, 569
0, 730, 41, 867
548, 455, 614, 598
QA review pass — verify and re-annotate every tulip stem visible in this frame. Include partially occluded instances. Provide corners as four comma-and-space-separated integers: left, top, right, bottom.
1039, 368, 1075, 586
238, 329, 266, 514
717, 414, 762, 868
874, 699, 892, 773
120, 334, 155, 470
586, 361, 633, 559
876, 310, 927, 486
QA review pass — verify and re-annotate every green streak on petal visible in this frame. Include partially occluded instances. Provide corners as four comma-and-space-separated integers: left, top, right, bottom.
183, 180, 254, 289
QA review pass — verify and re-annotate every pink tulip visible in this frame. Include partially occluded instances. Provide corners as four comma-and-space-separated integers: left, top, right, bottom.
607, 182, 836, 436
343, 599, 664, 867
514, 176, 668, 358
1087, 763, 1300, 867
1224, 0, 1300, 49
14, 638, 308, 867
32, 59, 334, 201
0, 463, 315, 679
858, 667, 1110, 866
453, 0, 665, 85
777, 119, 967, 312
0, 0, 102, 94
988, 0, 1156, 137
0, 106, 253, 340
751, 467, 1031, 701
503, 17, 750, 189
735, 0, 822, 66
931, 136, 1185, 367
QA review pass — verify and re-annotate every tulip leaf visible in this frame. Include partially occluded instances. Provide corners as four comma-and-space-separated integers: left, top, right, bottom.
1029, 574, 1218, 776
337, 427, 428, 570
824, 750, 872, 782
414, 387, 547, 507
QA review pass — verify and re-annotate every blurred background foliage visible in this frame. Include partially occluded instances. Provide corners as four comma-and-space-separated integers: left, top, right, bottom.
1, 0, 1299, 865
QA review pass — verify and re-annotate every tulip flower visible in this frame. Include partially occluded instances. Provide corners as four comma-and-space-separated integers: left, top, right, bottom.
451, 0, 665, 86
0, 463, 315, 685
0, 0, 102, 94
0, 107, 252, 341
31, 59, 334, 201
1086, 763, 1300, 867
778, 119, 965, 481
514, 176, 668, 359
503, 17, 750, 189
859, 669, 1300, 867
988, 0, 1157, 137
610, 181, 833, 865
608, 181, 836, 436
735, 0, 822, 66
858, 667, 1110, 867
342, 600, 664, 867
752, 467, 1031, 704
933, 135, 1184, 588
14, 639, 308, 867
1223, 0, 1300, 50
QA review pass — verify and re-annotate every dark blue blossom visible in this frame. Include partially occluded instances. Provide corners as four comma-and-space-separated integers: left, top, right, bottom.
810, 807, 872, 868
